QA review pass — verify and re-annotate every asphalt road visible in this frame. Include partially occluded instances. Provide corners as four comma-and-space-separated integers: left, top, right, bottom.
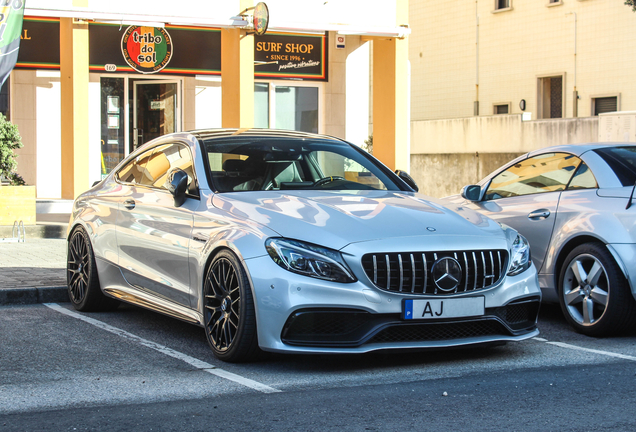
2, 302, 636, 431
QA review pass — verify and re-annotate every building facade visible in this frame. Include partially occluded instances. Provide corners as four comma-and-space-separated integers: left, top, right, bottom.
409, 0, 636, 197
7, 0, 410, 200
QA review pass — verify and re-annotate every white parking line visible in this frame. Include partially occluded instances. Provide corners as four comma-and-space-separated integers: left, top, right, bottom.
534, 337, 636, 361
45, 303, 281, 394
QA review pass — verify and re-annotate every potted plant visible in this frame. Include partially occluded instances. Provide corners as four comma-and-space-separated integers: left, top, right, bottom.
0, 113, 35, 226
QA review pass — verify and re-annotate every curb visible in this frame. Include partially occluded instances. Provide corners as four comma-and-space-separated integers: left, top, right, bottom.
0, 286, 69, 305
0, 224, 67, 239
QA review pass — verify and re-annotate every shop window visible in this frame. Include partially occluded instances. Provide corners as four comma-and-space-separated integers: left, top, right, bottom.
494, 103, 510, 115
592, 96, 618, 116
275, 86, 318, 133
101, 77, 126, 178
538, 75, 563, 119
255, 82, 320, 134
254, 83, 269, 128
0, 76, 9, 119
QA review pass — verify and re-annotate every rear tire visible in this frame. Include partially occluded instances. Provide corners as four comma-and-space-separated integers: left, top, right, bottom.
67, 226, 118, 312
203, 249, 259, 362
558, 242, 636, 336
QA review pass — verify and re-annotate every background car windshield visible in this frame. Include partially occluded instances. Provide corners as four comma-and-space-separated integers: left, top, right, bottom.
594, 146, 636, 186
202, 137, 400, 192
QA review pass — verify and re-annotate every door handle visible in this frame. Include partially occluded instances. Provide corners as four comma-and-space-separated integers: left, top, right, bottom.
528, 209, 550, 220
123, 199, 136, 210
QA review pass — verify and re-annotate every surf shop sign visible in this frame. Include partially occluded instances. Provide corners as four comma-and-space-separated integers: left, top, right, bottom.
121, 26, 173, 74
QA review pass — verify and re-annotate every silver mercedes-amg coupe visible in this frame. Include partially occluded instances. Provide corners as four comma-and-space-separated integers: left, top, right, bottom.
67, 129, 540, 362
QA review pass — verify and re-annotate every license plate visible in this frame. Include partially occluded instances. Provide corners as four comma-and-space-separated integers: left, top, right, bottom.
403, 297, 485, 320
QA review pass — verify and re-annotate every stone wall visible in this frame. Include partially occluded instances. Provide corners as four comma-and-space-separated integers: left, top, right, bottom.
410, 115, 599, 198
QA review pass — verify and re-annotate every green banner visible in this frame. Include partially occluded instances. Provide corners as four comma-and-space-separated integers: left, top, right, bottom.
0, 0, 25, 89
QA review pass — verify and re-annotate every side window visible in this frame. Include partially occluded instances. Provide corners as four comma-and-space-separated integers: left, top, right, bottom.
116, 150, 153, 184
484, 153, 581, 200
116, 144, 196, 194
567, 162, 598, 190
149, 144, 197, 193
143, 145, 172, 188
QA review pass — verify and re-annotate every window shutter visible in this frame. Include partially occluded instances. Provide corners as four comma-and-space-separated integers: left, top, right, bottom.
594, 97, 617, 115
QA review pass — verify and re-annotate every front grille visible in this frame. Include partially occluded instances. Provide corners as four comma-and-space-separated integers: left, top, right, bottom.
361, 250, 508, 295
369, 320, 505, 343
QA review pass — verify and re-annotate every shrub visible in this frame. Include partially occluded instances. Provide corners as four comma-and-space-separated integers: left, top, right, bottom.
0, 113, 24, 185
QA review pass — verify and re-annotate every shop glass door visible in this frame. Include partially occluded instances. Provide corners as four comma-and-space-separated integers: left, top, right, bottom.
133, 80, 180, 150
100, 77, 126, 178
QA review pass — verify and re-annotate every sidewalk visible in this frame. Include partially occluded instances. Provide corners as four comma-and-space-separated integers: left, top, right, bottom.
0, 213, 70, 305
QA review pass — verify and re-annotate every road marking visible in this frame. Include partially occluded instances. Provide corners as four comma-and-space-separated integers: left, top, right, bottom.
533, 337, 636, 361
45, 303, 281, 394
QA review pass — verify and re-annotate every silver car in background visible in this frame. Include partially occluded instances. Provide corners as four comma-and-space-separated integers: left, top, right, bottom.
67, 129, 540, 362
445, 143, 636, 336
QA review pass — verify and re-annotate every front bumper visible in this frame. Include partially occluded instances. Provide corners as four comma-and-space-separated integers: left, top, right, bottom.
243, 254, 541, 354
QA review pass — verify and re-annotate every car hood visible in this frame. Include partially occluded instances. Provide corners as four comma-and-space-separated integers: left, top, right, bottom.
212, 190, 505, 250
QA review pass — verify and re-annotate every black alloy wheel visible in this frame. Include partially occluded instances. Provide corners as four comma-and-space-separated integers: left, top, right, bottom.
67, 227, 118, 311
203, 249, 259, 362
558, 242, 636, 336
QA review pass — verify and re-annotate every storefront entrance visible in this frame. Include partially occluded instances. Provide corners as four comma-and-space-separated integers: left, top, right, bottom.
133, 80, 181, 148
100, 76, 182, 179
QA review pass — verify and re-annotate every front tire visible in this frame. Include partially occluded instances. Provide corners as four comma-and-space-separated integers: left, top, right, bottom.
67, 226, 118, 312
558, 242, 636, 336
203, 249, 259, 362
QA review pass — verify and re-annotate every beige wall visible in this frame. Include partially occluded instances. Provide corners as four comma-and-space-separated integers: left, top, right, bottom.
410, 115, 598, 198
12, 70, 62, 198
325, 33, 366, 139
410, 0, 636, 121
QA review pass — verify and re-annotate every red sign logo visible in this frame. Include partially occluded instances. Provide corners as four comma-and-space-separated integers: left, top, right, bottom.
121, 26, 173, 74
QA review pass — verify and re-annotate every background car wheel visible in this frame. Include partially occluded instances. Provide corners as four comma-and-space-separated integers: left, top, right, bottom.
67, 227, 119, 312
203, 249, 259, 362
558, 242, 636, 336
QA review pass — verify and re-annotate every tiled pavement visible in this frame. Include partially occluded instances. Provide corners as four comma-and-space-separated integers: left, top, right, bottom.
0, 238, 69, 305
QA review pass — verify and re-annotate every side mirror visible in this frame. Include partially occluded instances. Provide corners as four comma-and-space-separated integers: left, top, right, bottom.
395, 169, 419, 192
461, 185, 481, 201
165, 168, 189, 207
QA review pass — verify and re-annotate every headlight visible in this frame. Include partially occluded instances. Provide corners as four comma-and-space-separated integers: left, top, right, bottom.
265, 238, 356, 283
507, 234, 531, 276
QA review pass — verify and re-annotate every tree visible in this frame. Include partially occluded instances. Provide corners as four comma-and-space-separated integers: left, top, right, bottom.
362, 134, 373, 155
0, 113, 25, 185
626, 1, 636, 12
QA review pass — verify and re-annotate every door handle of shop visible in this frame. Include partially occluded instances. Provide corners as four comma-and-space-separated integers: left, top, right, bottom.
123, 199, 136, 210
528, 209, 550, 220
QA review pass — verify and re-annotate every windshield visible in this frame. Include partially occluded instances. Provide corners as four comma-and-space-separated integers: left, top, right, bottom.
201, 136, 401, 192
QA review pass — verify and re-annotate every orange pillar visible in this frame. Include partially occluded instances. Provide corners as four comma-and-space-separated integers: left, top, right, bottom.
372, 0, 409, 171
60, 18, 90, 199
221, 0, 254, 129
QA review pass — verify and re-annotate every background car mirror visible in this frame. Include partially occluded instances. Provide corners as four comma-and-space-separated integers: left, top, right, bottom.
165, 168, 188, 207
461, 185, 481, 201
395, 170, 419, 192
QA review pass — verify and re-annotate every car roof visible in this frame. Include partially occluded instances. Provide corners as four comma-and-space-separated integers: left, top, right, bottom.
527, 142, 636, 158
189, 128, 346, 143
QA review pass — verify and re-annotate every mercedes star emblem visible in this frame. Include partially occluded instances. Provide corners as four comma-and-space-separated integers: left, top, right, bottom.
431, 257, 462, 291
